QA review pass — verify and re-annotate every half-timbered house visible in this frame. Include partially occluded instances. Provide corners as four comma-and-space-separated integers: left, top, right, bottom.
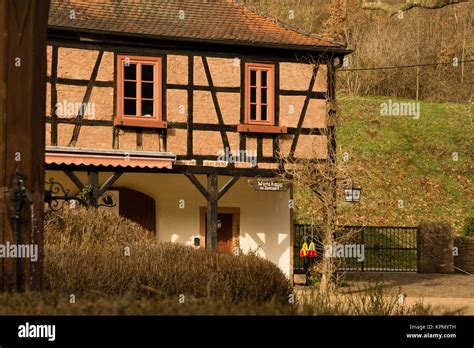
45, 0, 351, 277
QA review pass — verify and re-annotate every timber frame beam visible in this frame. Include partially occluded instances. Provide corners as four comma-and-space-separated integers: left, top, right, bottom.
62, 170, 123, 207
184, 173, 240, 251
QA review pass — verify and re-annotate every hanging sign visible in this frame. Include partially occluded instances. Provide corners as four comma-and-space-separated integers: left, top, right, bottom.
307, 242, 317, 258
248, 178, 290, 192
299, 242, 309, 257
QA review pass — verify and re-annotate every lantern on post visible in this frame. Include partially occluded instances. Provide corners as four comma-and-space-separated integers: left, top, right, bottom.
344, 181, 361, 203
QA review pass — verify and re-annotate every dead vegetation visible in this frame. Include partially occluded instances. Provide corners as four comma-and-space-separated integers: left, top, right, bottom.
0, 208, 442, 315
44, 207, 292, 305
245, 0, 473, 102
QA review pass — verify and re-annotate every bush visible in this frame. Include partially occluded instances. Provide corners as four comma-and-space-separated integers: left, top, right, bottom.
460, 217, 474, 237
44, 207, 292, 306
0, 292, 296, 315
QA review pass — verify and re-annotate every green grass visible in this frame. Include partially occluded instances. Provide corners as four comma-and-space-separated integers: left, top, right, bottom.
335, 96, 473, 231
294, 96, 472, 231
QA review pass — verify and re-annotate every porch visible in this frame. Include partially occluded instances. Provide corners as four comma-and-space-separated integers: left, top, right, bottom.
45, 169, 293, 276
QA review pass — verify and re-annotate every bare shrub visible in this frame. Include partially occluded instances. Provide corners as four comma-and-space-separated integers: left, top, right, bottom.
44, 207, 292, 305
298, 280, 442, 315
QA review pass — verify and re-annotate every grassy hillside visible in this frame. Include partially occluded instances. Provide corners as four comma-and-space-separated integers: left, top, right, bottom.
295, 96, 473, 231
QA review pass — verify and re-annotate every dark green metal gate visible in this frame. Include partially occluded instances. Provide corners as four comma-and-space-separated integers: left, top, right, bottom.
294, 224, 418, 274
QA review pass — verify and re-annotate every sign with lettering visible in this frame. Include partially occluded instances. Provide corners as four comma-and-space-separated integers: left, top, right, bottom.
247, 178, 290, 192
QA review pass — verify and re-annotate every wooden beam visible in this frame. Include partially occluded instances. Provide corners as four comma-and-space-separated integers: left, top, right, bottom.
136, 129, 143, 150
201, 57, 230, 150
184, 173, 209, 200
48, 33, 350, 61
168, 84, 240, 93
289, 67, 317, 158
187, 55, 194, 156
46, 76, 113, 87
50, 45, 58, 146
217, 175, 240, 200
87, 170, 99, 207
64, 170, 84, 191
68, 50, 104, 147
206, 173, 218, 251
0, 0, 50, 291
98, 172, 123, 196
279, 90, 326, 98
48, 162, 280, 178
46, 116, 113, 126
0, 0, 6, 292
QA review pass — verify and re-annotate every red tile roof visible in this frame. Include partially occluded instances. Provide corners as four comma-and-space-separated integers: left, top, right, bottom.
48, 0, 346, 51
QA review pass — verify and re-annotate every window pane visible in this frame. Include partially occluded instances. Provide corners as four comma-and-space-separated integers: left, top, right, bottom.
250, 104, 257, 120
142, 100, 154, 116
261, 70, 267, 87
124, 81, 137, 98
261, 88, 267, 104
142, 82, 154, 99
124, 63, 136, 80
250, 70, 256, 86
261, 105, 267, 121
142, 65, 154, 82
250, 87, 256, 103
124, 99, 136, 116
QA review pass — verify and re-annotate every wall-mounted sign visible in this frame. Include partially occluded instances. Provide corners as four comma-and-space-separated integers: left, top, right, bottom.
248, 178, 290, 192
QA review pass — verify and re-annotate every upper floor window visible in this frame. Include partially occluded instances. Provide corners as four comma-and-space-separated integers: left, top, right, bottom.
245, 63, 275, 126
115, 55, 166, 128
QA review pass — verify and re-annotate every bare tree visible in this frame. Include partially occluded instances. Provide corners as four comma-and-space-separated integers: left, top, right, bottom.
359, 0, 468, 16
277, 57, 351, 293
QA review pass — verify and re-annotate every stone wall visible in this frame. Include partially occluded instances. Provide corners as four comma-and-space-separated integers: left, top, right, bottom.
454, 237, 474, 273
417, 222, 454, 273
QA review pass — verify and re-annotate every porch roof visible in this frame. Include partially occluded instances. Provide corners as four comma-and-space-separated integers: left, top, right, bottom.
45, 146, 176, 169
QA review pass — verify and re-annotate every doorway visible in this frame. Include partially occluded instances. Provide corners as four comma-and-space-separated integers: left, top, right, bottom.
199, 207, 240, 253
217, 213, 233, 253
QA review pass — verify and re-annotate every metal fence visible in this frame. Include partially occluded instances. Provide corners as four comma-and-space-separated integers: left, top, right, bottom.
294, 224, 418, 274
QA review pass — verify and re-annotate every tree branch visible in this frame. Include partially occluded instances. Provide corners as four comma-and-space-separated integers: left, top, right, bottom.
359, 0, 468, 16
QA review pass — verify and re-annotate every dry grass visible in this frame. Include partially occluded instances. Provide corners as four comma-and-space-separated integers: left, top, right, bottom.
297, 280, 442, 316
0, 208, 452, 315
43, 207, 292, 306
0, 291, 296, 315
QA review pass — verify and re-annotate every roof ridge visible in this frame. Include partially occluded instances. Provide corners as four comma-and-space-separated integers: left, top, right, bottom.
232, 0, 346, 48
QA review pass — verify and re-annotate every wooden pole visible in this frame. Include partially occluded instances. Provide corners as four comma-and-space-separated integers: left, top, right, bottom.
206, 174, 218, 251
0, 0, 50, 291
87, 171, 99, 207
185, 173, 239, 251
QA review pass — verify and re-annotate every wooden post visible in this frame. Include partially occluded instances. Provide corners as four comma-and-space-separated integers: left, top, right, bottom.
185, 173, 239, 251
206, 174, 218, 251
0, 0, 50, 291
87, 171, 100, 207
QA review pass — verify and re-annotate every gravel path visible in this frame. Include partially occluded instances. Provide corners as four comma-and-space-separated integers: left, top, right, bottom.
342, 272, 474, 298
341, 272, 474, 314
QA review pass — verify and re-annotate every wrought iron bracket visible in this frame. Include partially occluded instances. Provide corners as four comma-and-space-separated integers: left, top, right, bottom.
44, 177, 88, 211
44, 177, 117, 211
